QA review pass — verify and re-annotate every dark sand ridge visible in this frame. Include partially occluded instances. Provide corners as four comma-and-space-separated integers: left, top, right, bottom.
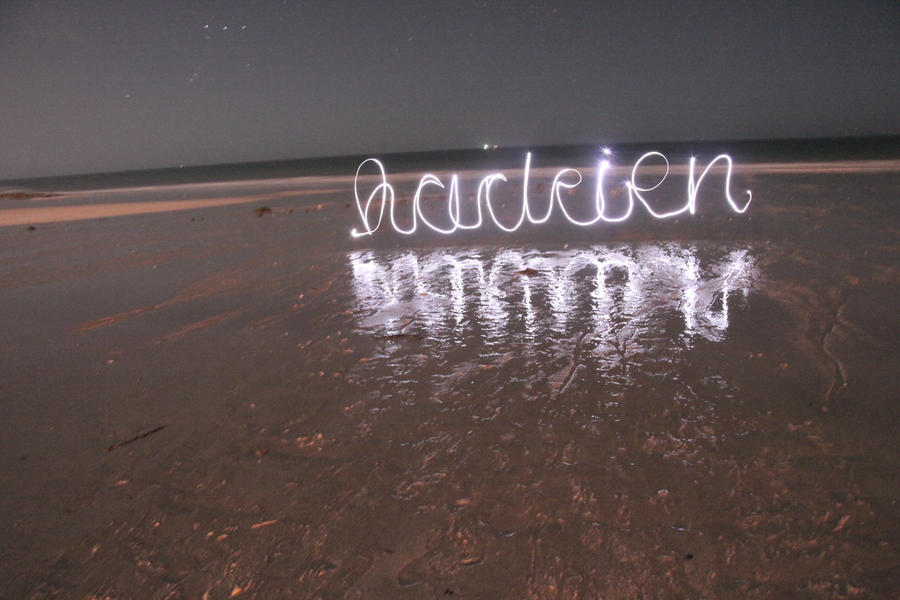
0, 159, 897, 598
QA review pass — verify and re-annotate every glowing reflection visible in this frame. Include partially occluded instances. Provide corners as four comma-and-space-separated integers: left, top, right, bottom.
348, 244, 757, 347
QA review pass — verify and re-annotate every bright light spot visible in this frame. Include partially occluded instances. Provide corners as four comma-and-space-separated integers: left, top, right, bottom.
483, 144, 490, 150
602, 147, 612, 156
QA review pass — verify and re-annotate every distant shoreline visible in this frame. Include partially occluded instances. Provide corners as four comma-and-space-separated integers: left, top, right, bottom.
2, 135, 898, 193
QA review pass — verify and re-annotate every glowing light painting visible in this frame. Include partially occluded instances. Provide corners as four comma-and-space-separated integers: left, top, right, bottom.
351, 152, 753, 237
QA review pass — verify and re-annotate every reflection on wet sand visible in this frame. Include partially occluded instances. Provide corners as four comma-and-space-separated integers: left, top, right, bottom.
332, 239, 895, 597
350, 243, 756, 350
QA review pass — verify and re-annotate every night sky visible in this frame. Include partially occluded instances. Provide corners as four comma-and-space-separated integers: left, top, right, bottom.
1, 1, 898, 179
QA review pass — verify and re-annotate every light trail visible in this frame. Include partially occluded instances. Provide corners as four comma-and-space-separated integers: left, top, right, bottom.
351, 151, 753, 237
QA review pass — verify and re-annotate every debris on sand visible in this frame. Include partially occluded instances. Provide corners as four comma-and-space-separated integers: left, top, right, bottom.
105, 425, 167, 452
253, 206, 272, 217
0, 191, 60, 200
832, 515, 851, 532
376, 333, 421, 340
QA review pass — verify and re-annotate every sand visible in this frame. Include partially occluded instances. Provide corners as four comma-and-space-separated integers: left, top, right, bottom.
0, 160, 898, 598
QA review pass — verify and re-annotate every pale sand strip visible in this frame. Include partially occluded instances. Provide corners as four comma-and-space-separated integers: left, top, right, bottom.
3, 159, 897, 228
0, 189, 337, 227
0, 197, 265, 227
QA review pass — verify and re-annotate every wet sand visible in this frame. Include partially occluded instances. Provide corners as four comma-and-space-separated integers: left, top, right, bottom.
0, 160, 898, 598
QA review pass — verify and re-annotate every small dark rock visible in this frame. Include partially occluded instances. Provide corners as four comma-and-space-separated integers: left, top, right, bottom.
26, 225, 36, 231
254, 206, 272, 217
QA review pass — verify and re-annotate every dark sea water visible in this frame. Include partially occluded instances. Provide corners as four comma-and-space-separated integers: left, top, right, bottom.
3, 135, 898, 193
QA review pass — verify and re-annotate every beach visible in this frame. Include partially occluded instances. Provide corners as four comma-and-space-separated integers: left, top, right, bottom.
1, 158, 898, 598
